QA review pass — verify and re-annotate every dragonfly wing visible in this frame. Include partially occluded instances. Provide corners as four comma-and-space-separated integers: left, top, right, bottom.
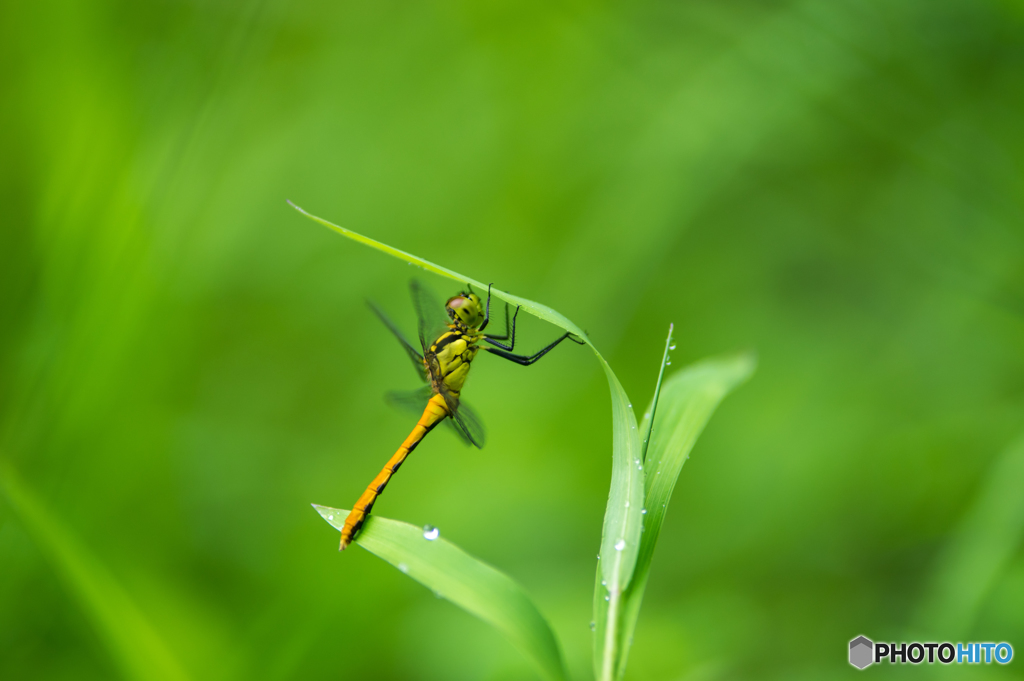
386, 386, 481, 448
438, 387, 486, 449
385, 386, 434, 415
369, 301, 427, 382
410, 279, 452, 353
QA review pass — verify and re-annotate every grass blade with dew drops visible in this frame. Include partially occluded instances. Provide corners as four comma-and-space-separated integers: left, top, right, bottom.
314, 505, 567, 681
593, 334, 755, 680
592, 324, 673, 681
291, 202, 644, 677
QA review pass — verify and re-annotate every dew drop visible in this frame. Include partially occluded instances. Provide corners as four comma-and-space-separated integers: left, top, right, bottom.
614, 539, 626, 551
625, 501, 630, 508
601, 579, 606, 586
605, 595, 610, 602
641, 508, 647, 515
669, 344, 676, 350
590, 621, 596, 631
328, 515, 334, 521
666, 361, 672, 366
398, 563, 409, 573
423, 525, 439, 541
597, 554, 601, 560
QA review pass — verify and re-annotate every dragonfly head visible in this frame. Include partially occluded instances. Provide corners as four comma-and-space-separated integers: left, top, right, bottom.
446, 291, 484, 329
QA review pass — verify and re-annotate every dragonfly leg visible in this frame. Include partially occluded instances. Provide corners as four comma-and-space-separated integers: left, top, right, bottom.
484, 332, 584, 366
483, 305, 520, 349
478, 282, 498, 332
479, 303, 512, 339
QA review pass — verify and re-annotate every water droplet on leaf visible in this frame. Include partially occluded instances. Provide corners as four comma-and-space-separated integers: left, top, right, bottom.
423, 525, 439, 541
614, 539, 626, 551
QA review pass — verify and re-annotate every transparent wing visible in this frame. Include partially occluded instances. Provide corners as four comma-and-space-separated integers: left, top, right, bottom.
385, 387, 484, 448
368, 301, 427, 383
410, 279, 452, 353
385, 386, 434, 414
437, 385, 486, 449
450, 399, 486, 449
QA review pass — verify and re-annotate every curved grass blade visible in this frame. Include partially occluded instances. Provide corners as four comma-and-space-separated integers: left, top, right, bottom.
594, 352, 755, 680
290, 202, 645, 594
0, 462, 190, 681
313, 505, 567, 681
593, 325, 675, 681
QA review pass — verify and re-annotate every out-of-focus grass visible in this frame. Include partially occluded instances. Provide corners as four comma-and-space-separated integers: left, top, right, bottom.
2, 0, 1024, 679
0, 464, 189, 681
915, 434, 1024, 640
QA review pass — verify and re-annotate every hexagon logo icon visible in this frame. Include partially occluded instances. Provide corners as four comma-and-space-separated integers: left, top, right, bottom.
850, 636, 873, 669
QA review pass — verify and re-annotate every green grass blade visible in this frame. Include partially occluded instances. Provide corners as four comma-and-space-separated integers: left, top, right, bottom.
594, 353, 755, 680
593, 325, 674, 681
641, 324, 674, 464
288, 201, 587, 339
291, 202, 645, 593
313, 505, 567, 681
0, 463, 190, 681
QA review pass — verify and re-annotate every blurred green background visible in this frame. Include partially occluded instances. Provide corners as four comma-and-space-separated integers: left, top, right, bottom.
2, 0, 1023, 679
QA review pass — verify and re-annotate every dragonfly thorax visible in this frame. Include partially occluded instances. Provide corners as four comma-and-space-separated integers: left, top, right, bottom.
428, 330, 479, 398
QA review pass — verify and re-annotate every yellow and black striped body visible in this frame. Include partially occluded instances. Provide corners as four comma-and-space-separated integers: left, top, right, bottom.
339, 393, 449, 549
425, 328, 481, 401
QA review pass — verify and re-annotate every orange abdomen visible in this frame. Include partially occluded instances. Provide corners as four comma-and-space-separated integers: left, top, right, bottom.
339, 393, 449, 550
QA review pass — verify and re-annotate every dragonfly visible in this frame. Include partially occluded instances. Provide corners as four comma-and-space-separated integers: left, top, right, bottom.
339, 279, 584, 550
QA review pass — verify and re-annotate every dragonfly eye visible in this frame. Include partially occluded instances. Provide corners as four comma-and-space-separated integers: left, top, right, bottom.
446, 295, 483, 327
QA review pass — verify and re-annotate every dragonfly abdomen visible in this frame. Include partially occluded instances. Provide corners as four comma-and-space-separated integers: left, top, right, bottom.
339, 392, 449, 550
